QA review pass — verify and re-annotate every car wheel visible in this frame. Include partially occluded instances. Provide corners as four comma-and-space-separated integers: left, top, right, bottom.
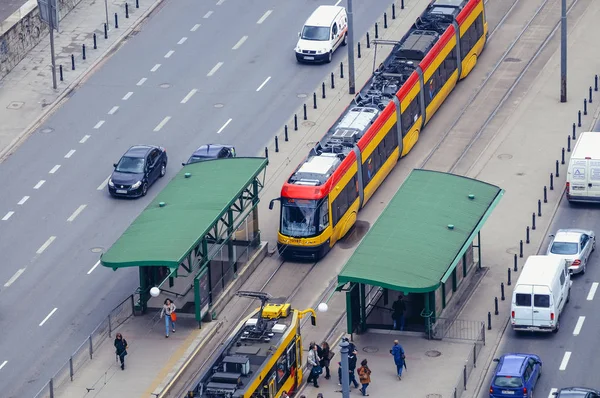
160, 162, 166, 178
538, 364, 542, 378
582, 262, 587, 274
566, 288, 570, 303
326, 51, 332, 63
593, 238, 596, 252
342, 33, 348, 46
142, 182, 148, 196
553, 318, 560, 333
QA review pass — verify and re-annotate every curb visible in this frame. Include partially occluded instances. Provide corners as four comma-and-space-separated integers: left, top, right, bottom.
0, 0, 165, 164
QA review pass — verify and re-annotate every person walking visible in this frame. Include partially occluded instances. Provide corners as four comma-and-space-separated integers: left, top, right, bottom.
390, 339, 405, 380
281, 391, 289, 398
306, 343, 321, 388
114, 333, 128, 370
392, 296, 406, 331
161, 298, 176, 338
320, 341, 332, 380
347, 348, 360, 388
358, 359, 372, 396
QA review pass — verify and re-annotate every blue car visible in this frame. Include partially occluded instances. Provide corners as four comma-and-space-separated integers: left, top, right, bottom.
489, 353, 542, 398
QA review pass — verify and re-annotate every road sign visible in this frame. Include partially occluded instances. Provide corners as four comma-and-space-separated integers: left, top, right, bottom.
37, 0, 59, 31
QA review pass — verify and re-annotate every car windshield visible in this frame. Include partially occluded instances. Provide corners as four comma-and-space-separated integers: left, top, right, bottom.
550, 241, 579, 255
188, 155, 214, 164
281, 199, 318, 237
115, 156, 144, 173
494, 376, 523, 388
301, 26, 330, 41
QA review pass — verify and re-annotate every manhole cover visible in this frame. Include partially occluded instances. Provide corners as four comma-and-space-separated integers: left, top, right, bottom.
497, 154, 513, 160
302, 121, 316, 127
425, 350, 441, 357
91, 247, 104, 253
214, 103, 224, 108
506, 247, 518, 255
516, 172, 525, 176
40, 127, 54, 134
427, 394, 443, 398
7, 101, 24, 110
362, 346, 378, 353
297, 93, 308, 98
159, 83, 171, 89
504, 57, 521, 63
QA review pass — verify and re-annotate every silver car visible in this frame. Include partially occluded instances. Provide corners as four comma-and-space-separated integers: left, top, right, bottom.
546, 229, 596, 274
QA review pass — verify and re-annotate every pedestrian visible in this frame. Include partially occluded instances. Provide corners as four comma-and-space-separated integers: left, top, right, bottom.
160, 298, 176, 338
320, 341, 332, 379
347, 348, 360, 388
114, 333, 128, 370
281, 391, 289, 398
358, 359, 372, 396
306, 343, 322, 388
390, 339, 405, 380
317, 394, 324, 398
392, 296, 406, 331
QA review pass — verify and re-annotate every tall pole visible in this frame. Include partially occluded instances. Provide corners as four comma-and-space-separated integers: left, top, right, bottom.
339, 340, 350, 398
104, 0, 110, 31
560, 0, 567, 102
49, 6, 57, 89
346, 0, 356, 95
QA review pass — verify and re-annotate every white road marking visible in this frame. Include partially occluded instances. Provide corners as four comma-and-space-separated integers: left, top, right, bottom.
67, 204, 87, 222
122, 91, 134, 100
93, 120, 105, 129
18, 196, 29, 205
64, 149, 76, 158
216, 0, 225, 4
256, 76, 271, 91
97, 175, 111, 190
36, 236, 56, 254
216, 118, 232, 134
587, 282, 598, 300
559, 351, 571, 370
203, 11, 213, 18
181, 89, 198, 104
79, 135, 91, 143
2, 211, 14, 221
153, 116, 171, 132
232, 35, 248, 50
207, 62, 223, 76
0, 361, 7, 370
137, 77, 147, 86
177, 37, 188, 45
548, 388, 558, 398
573, 316, 585, 336
49, 165, 61, 174
34, 180, 45, 189
108, 106, 119, 115
39, 308, 58, 327
164, 50, 175, 58
150, 64, 161, 72
335, 0, 342, 5
4, 268, 25, 287
191, 24, 201, 32
257, 10, 272, 24
87, 260, 101, 275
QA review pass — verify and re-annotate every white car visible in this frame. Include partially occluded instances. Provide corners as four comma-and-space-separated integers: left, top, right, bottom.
295, 5, 348, 63
546, 229, 596, 274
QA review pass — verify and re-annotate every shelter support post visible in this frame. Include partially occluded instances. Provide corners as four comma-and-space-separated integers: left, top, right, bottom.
203, 238, 212, 305
227, 209, 235, 274
477, 231, 482, 269
424, 292, 431, 334
252, 179, 261, 245
359, 283, 367, 333
138, 266, 149, 313
194, 278, 202, 327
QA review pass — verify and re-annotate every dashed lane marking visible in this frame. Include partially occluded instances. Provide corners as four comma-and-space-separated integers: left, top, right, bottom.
203, 11, 213, 18
122, 91, 134, 100
548, 388, 558, 398
232, 36, 248, 50
587, 282, 598, 300
2, 211, 14, 221
153, 116, 171, 132
0, 361, 7, 370
181, 89, 198, 104
256, 76, 271, 91
36, 236, 56, 254
17, 196, 29, 205
164, 50, 175, 58
573, 316, 585, 336
49, 165, 61, 174
64, 149, 76, 158
93, 120, 105, 129
559, 351, 571, 371
33, 180, 45, 189
150, 64, 161, 72
39, 308, 58, 327
335, 0, 342, 5
216, 118, 232, 134
191, 24, 201, 31
4, 268, 25, 287
207, 62, 223, 76
67, 204, 87, 222
87, 260, 101, 275
137, 77, 147, 86
79, 135, 91, 143
216, 0, 225, 4
178, 37, 188, 45
257, 10, 272, 24
108, 106, 119, 115
97, 175, 111, 190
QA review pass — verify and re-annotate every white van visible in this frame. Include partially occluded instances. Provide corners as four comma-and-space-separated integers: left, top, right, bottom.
295, 5, 348, 63
566, 131, 600, 202
511, 255, 571, 333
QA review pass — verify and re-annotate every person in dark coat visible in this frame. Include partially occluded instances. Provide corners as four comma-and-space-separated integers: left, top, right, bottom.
320, 341, 332, 379
114, 333, 128, 370
392, 296, 406, 331
390, 339, 405, 380
347, 349, 360, 388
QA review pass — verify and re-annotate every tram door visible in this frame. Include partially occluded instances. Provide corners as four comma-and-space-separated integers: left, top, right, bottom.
268, 372, 276, 398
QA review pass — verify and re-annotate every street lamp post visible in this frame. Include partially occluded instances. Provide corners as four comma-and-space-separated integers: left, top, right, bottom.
339, 340, 350, 398
346, 0, 356, 95
105, 0, 110, 31
560, 0, 567, 102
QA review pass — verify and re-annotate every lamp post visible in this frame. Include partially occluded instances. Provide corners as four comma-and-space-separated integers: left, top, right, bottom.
346, 0, 356, 95
560, 0, 567, 102
104, 0, 110, 31
339, 340, 350, 398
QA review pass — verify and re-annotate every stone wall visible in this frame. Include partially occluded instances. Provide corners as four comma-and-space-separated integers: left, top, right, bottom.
0, 0, 83, 80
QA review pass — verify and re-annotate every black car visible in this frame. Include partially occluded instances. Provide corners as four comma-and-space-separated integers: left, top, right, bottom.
553, 387, 600, 398
108, 145, 168, 198
182, 144, 236, 166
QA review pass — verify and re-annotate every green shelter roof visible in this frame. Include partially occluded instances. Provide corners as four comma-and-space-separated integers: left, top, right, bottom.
337, 169, 503, 293
101, 157, 268, 269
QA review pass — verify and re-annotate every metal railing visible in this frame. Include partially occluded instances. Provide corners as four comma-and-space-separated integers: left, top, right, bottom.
428, 317, 486, 342
449, 321, 486, 398
33, 294, 135, 398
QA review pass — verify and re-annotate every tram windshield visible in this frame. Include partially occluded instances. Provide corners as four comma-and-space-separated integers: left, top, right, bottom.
281, 198, 319, 237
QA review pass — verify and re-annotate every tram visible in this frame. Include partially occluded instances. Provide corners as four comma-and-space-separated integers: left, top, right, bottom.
187, 291, 316, 397
269, 0, 488, 261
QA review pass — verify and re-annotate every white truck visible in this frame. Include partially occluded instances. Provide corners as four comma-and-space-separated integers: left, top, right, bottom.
566, 131, 600, 202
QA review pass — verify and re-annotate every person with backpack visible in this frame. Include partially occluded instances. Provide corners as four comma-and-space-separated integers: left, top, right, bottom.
390, 340, 405, 380
357, 359, 372, 396
306, 343, 321, 388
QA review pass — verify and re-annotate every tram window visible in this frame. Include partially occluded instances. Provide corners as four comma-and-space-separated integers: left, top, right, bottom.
318, 200, 329, 232
460, 13, 484, 60
401, 97, 420, 136
276, 354, 288, 383
439, 51, 457, 85
424, 69, 442, 108
384, 126, 398, 157
333, 174, 358, 226
287, 342, 297, 369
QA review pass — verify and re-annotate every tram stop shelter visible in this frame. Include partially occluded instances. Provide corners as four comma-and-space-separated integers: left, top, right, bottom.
101, 157, 268, 324
337, 169, 504, 337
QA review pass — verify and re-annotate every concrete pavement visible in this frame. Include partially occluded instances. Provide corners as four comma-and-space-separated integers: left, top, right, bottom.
0, 0, 27, 21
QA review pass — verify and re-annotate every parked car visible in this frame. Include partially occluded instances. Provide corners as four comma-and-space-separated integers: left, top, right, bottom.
295, 5, 347, 63
109, 145, 167, 198
182, 144, 236, 166
546, 228, 596, 274
552, 387, 600, 398
489, 353, 542, 398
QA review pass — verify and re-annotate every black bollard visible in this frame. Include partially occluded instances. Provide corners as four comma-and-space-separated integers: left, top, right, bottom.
331, 72, 335, 89
494, 297, 499, 315
544, 186, 548, 203
556, 160, 560, 178
313, 92, 317, 109
136, 0, 139, 8
265, 147, 268, 159
562, 147, 565, 164
59, 65, 63, 81
488, 312, 492, 330
538, 199, 542, 217
501, 283, 505, 301
104, 23, 108, 39
526, 226, 530, 244
366, 32, 371, 48
126, 3, 129, 18
115, 12, 119, 29
508, 268, 512, 286
590, 87, 593, 103
532, 213, 536, 230
284, 125, 288, 142
573, 123, 576, 139
401, 0, 405, 10
596, 75, 599, 92
568, 135, 571, 152
584, 99, 588, 115
514, 254, 518, 272
358, 42, 361, 58
93, 33, 97, 49
71, 54, 75, 70
375, 23, 379, 39
275, 136, 279, 153
578, 110, 582, 127
392, 3, 396, 19
550, 173, 554, 190
322, 82, 326, 99
384, 12, 388, 29
340, 62, 344, 79
82, 44, 86, 60
303, 104, 307, 121
519, 240, 523, 258
294, 114, 298, 131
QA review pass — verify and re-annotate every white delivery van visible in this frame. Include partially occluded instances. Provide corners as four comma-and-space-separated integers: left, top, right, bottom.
295, 5, 348, 63
511, 255, 571, 333
566, 131, 600, 202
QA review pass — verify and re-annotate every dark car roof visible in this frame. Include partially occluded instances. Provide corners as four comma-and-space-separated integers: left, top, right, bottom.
125, 145, 157, 158
497, 354, 529, 376
192, 144, 233, 157
558, 387, 600, 396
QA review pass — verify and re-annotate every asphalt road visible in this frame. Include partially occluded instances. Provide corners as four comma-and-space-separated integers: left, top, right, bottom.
480, 121, 600, 397
0, 0, 392, 395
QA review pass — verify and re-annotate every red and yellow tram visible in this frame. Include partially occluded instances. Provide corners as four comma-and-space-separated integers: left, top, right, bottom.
269, 0, 487, 260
